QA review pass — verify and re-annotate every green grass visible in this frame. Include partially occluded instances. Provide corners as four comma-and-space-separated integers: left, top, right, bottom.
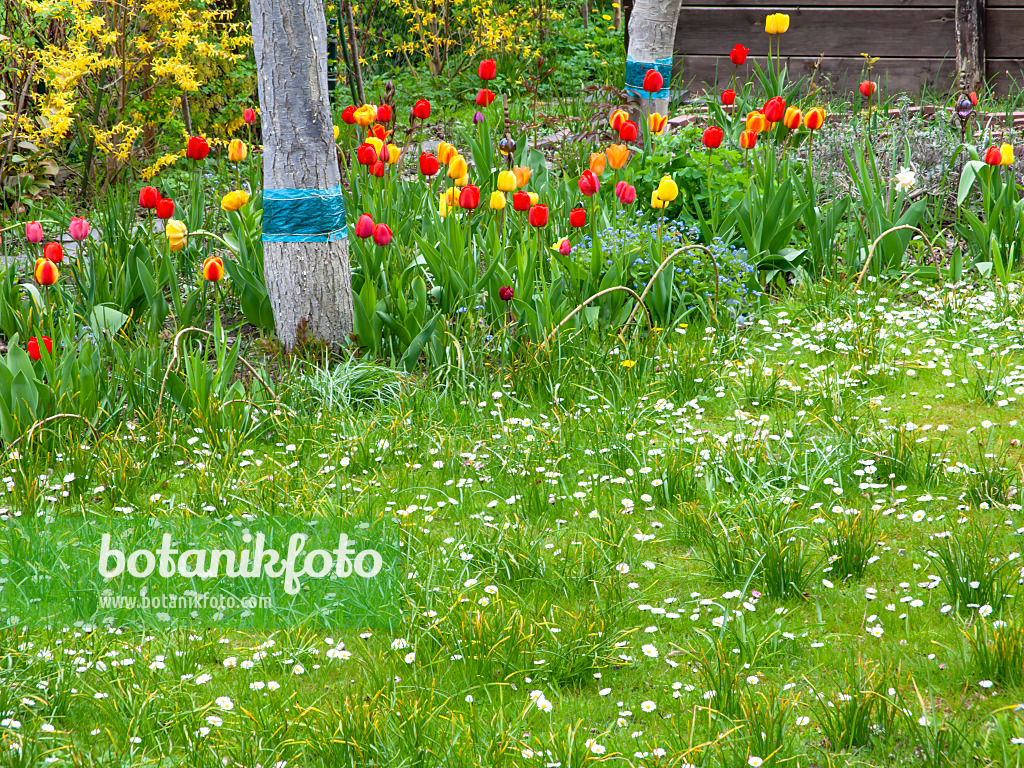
0, 277, 1023, 766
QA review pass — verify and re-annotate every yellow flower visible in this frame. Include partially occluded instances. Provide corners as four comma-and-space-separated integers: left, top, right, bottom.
221, 190, 250, 212
227, 138, 247, 162
353, 104, 377, 127
454, 174, 469, 187
527, 192, 539, 205
447, 155, 468, 179
438, 193, 448, 218
438, 141, 458, 164
1000, 142, 1014, 165
648, 113, 667, 135
385, 143, 400, 165
656, 176, 679, 203
650, 190, 666, 209
333, 125, 340, 141
765, 13, 789, 34
620, 360, 636, 368
489, 191, 506, 210
496, 170, 516, 192
512, 165, 532, 188
590, 152, 606, 176
166, 219, 188, 251
365, 137, 384, 158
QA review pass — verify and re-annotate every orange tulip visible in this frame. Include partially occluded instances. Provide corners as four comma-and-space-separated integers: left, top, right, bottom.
202, 256, 225, 282
227, 139, 247, 162
782, 106, 802, 130
589, 152, 607, 176
34, 257, 58, 286
804, 107, 825, 130
606, 144, 630, 170
746, 111, 768, 134
739, 130, 757, 149
512, 165, 532, 189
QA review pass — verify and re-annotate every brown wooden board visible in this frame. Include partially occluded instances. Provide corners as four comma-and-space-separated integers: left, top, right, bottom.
986, 9, 1024, 57
674, 7, 956, 58
987, 59, 1024, 90
679, 0, 951, 5
677, 55, 957, 94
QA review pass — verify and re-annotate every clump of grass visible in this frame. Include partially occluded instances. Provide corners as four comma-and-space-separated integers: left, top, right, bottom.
298, 357, 406, 411
928, 524, 1016, 616
821, 508, 879, 581
966, 620, 1024, 688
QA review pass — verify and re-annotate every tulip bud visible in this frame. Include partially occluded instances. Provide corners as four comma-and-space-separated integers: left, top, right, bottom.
357, 143, 378, 166
473, 111, 484, 125
376, 104, 392, 123
984, 146, 1003, 165
642, 69, 663, 93
44, 242, 64, 264
447, 155, 468, 180
730, 44, 749, 66
372, 161, 386, 178
616, 182, 637, 205
68, 217, 90, 241
609, 109, 628, 130
701, 127, 724, 149
556, 238, 571, 256
228, 139, 248, 163
859, 81, 876, 98
27, 336, 53, 361
489, 191, 506, 210
342, 105, 357, 124
419, 152, 440, 176
244, 107, 257, 124
648, 113, 667, 135
34, 257, 59, 286
156, 198, 175, 220
25, 221, 43, 244
1000, 142, 1013, 166
569, 207, 586, 228
497, 170, 516, 192
739, 130, 757, 150
762, 97, 785, 123
782, 106, 802, 131
578, 170, 599, 197
220, 190, 250, 212
355, 213, 375, 238
512, 191, 531, 211
412, 99, 431, 120
590, 152, 607, 176
607, 144, 630, 170
186, 136, 210, 160
372, 223, 393, 247
437, 142, 457, 164
746, 111, 768, 134
721, 89, 735, 106
139, 186, 160, 209
650, 190, 666, 210
166, 219, 188, 251
528, 204, 549, 228
528, 192, 539, 206
498, 285, 514, 301
804, 107, 825, 131
202, 256, 225, 282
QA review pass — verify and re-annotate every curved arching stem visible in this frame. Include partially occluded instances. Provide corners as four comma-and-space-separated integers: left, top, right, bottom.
543, 286, 653, 349
624, 244, 721, 330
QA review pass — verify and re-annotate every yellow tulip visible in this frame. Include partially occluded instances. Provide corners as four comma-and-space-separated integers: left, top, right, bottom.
1001, 143, 1014, 165
656, 176, 679, 203
512, 165, 532, 188
385, 143, 400, 165
765, 13, 789, 33
497, 170, 516, 192
437, 142, 458, 164
650, 190, 666, 209
166, 219, 188, 251
454, 174, 469, 187
438, 194, 448, 218
648, 113, 667, 135
220, 190, 250, 212
227, 139, 247, 163
590, 152, 607, 176
606, 143, 630, 170
353, 104, 377, 127
365, 137, 384, 158
527, 192, 539, 206
447, 155, 468, 179
333, 125, 340, 141
746, 111, 768, 134
489, 191, 506, 210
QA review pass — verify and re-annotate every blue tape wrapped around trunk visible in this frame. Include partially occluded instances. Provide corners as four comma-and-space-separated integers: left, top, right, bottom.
625, 55, 672, 101
263, 185, 347, 243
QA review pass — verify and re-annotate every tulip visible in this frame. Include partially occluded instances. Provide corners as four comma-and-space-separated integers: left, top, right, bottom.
186, 136, 210, 160
650, 190, 666, 210
364, 136, 384, 157
228, 139, 247, 162
642, 69, 663, 93
353, 104, 377, 127
615, 181, 637, 205
512, 191, 531, 211
489, 170, 512, 193
609, 109, 628, 130
139, 186, 160, 209
412, 99, 431, 121
27, 336, 53, 361
556, 237, 572, 256
648, 113, 667, 135
419, 152, 440, 176
34, 257, 58, 285
721, 89, 735, 105
1000, 143, 1013, 165
584, 153, 604, 177
342, 105, 356, 124
333, 125, 340, 143
498, 285, 514, 301
454, 174, 469, 187
983, 145, 1002, 165
355, 213, 375, 238
478, 59, 497, 80
782, 106, 802, 130
763, 97, 785, 123
385, 144, 400, 165
357, 143, 378, 166
730, 44, 749, 66
44, 242, 63, 264
447, 155, 468, 179
372, 223, 393, 247
569, 207, 586, 228
376, 104, 392, 123
528, 192, 539, 206
244, 107, 257, 124
578, 169, 599, 196
619, 120, 638, 142
438, 194, 449, 218
473, 111, 484, 126
701, 126, 724, 149
166, 219, 188, 251
156, 198, 175, 219
606, 144, 630, 170
476, 89, 496, 107
489, 191, 506, 210
68, 217, 89, 241
512, 166, 532, 188
460, 184, 481, 210
858, 81, 876, 98
25, 221, 42, 243
746, 111, 768, 133
765, 13, 789, 34
657, 176, 679, 203
804, 107, 825, 130
437, 142, 457, 164
739, 129, 757, 150
372, 161, 386, 178
220, 190, 250, 212
528, 204, 549, 227
202, 255, 225, 282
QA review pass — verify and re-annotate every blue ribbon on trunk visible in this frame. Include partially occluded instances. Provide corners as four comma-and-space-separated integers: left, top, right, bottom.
625, 55, 672, 101
263, 185, 347, 243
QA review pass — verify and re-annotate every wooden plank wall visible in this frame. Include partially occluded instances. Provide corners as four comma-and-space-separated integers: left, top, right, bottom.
674, 0, 1023, 94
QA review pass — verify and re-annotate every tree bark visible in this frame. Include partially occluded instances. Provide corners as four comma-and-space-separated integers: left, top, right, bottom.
251, 0, 354, 348
625, 0, 682, 116
955, 0, 985, 92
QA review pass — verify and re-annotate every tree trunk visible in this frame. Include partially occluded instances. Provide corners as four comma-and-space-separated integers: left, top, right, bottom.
625, 0, 682, 117
251, 0, 353, 348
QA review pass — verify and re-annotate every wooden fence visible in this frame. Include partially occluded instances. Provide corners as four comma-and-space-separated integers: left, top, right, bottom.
673, 0, 1024, 95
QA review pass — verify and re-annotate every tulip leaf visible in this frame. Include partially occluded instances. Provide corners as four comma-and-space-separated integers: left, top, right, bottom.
88, 305, 130, 337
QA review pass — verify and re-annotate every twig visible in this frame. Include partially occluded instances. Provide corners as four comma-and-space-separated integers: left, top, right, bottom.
623, 244, 721, 329
855, 224, 943, 286
543, 286, 652, 348
5, 413, 102, 456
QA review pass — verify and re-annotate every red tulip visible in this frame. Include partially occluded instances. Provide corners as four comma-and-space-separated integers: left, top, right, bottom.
243, 107, 257, 124
528, 204, 549, 227
702, 126, 724, 149
156, 198, 175, 219
984, 145, 1003, 165
413, 99, 431, 120
202, 255, 225, 282
372, 161, 386, 178
615, 181, 636, 205
498, 285, 514, 301
419, 152, 440, 176
721, 89, 736, 106
512, 191, 531, 211
357, 143, 378, 166
34, 258, 58, 286
186, 136, 210, 160
969, 91, 978, 106
342, 105, 356, 124
569, 207, 586, 228
373, 223, 393, 247
730, 44, 749, 66
642, 69, 663, 93
139, 186, 159, 209
44, 242, 64, 264
619, 120, 638, 142
355, 213, 375, 238
27, 336, 53, 361
859, 81, 876, 97
578, 170, 599, 197
739, 129, 757, 149
763, 97, 785, 123
476, 89, 496, 107
460, 184, 481, 210
478, 59, 497, 80
377, 104, 392, 122
557, 237, 571, 255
